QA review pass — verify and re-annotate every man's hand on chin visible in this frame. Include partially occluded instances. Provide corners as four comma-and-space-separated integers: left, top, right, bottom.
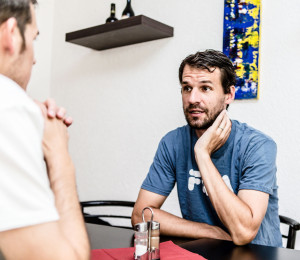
194, 110, 232, 156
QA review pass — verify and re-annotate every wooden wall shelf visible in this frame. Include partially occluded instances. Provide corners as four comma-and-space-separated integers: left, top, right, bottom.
65, 15, 174, 51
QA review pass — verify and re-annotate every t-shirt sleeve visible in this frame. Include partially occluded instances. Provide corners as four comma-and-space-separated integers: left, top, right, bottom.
239, 136, 277, 195
141, 134, 176, 196
0, 105, 59, 232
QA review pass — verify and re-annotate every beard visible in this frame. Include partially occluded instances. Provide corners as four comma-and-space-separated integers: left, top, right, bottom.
183, 102, 225, 130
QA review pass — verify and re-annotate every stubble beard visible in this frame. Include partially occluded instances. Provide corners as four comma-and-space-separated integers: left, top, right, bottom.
183, 103, 225, 130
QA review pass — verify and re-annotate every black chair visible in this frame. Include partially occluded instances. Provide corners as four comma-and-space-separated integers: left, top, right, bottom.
279, 215, 300, 249
80, 200, 135, 230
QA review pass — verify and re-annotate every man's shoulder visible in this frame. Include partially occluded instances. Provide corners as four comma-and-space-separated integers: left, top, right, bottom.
0, 75, 41, 120
232, 120, 276, 148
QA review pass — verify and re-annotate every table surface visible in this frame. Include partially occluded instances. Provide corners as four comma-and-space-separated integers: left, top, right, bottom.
86, 223, 300, 260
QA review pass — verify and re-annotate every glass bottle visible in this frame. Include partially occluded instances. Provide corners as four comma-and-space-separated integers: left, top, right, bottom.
149, 221, 160, 260
121, 0, 135, 19
106, 3, 118, 23
134, 222, 148, 259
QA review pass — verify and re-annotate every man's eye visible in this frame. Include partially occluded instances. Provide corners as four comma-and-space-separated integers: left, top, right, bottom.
202, 86, 211, 92
182, 86, 192, 92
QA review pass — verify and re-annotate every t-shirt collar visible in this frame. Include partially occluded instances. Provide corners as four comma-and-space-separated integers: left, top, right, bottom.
189, 120, 236, 159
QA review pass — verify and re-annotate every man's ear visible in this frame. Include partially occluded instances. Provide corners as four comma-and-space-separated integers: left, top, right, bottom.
0, 17, 19, 55
225, 85, 235, 105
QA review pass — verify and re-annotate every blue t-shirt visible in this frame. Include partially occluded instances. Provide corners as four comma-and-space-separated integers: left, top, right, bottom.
142, 120, 282, 247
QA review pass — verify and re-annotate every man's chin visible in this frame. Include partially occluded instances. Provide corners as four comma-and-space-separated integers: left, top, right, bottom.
187, 120, 213, 130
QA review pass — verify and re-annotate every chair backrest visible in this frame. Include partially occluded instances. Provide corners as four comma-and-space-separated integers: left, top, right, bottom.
80, 200, 135, 229
279, 215, 300, 249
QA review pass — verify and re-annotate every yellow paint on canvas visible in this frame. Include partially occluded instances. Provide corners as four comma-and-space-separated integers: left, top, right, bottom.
244, 0, 260, 6
246, 0, 261, 19
236, 64, 246, 78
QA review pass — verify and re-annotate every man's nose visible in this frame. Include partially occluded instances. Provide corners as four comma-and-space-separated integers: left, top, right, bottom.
188, 88, 202, 104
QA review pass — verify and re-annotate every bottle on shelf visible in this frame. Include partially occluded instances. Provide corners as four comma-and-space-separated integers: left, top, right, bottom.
121, 0, 134, 19
106, 3, 118, 23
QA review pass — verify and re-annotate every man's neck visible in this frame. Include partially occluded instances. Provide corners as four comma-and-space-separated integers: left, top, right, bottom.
195, 129, 206, 138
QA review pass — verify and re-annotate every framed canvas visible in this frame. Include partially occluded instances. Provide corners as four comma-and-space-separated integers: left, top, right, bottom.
223, 0, 261, 99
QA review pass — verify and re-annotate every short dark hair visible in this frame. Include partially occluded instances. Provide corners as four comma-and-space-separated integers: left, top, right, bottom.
0, 0, 37, 51
179, 49, 236, 94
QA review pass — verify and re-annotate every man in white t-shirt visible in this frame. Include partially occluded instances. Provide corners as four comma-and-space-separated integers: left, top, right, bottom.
0, 1, 90, 259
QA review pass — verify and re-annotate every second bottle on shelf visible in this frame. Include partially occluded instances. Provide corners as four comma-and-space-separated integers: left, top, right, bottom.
121, 0, 135, 19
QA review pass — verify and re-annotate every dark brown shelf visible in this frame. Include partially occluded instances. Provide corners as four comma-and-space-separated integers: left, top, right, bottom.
65, 15, 173, 51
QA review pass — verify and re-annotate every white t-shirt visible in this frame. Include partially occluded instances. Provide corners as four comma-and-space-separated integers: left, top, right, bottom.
0, 74, 59, 232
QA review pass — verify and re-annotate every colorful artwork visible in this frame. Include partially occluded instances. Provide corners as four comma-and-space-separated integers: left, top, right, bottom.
223, 0, 261, 99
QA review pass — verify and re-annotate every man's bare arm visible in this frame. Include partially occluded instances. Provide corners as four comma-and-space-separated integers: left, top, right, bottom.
194, 111, 269, 245
131, 189, 231, 240
41, 106, 90, 259
0, 222, 87, 260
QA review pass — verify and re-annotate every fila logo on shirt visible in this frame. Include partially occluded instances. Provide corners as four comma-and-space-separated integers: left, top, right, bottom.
188, 169, 233, 195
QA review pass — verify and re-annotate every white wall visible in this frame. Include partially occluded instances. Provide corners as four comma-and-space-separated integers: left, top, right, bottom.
32, 0, 300, 248
27, 0, 55, 100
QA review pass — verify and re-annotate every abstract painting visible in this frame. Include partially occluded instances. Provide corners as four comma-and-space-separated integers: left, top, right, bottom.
223, 0, 261, 99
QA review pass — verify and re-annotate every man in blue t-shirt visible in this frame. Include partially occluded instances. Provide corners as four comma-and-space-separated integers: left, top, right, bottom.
131, 50, 282, 247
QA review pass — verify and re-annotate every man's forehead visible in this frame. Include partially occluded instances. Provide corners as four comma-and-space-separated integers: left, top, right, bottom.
182, 65, 221, 80
183, 65, 220, 74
